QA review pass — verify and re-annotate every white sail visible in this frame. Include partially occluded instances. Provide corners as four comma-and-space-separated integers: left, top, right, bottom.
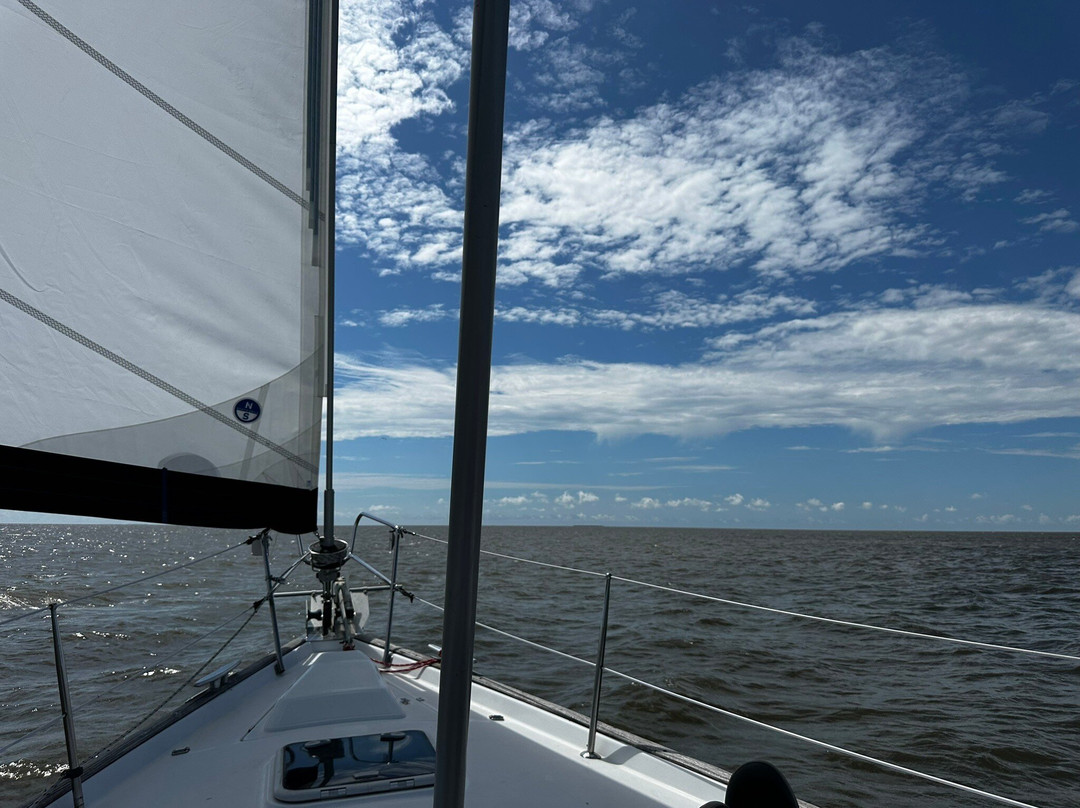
0, 0, 330, 530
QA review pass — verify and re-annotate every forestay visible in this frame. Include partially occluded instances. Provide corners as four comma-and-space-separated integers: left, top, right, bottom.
0, 0, 333, 532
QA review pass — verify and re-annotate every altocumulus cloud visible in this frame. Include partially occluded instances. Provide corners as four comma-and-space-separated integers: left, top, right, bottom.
495, 38, 1002, 286
333, 6, 1003, 289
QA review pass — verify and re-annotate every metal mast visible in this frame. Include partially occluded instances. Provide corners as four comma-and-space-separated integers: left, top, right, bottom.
433, 1, 511, 807
321, 0, 340, 551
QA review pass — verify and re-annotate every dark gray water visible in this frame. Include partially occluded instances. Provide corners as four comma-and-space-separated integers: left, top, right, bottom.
2, 524, 1078, 808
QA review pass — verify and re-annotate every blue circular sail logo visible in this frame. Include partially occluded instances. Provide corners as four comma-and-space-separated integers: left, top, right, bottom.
234, 398, 261, 423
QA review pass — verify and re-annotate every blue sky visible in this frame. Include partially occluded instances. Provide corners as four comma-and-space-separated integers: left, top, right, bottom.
326, 0, 1080, 531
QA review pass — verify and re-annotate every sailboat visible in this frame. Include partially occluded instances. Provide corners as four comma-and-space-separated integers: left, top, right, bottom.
0, 1, 801, 806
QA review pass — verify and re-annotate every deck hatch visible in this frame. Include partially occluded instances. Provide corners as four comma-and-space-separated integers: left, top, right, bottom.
275, 730, 436, 802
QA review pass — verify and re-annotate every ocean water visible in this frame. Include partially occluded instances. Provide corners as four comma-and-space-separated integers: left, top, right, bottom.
1, 523, 1078, 808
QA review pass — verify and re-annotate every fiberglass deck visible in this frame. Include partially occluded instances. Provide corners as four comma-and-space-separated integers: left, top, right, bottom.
66, 639, 732, 807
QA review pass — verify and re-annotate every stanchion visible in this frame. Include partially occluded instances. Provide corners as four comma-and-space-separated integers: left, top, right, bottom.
49, 604, 85, 808
584, 573, 613, 759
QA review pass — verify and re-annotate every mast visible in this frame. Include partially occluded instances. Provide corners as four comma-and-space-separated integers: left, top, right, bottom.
433, 2, 511, 807
320, 0, 340, 550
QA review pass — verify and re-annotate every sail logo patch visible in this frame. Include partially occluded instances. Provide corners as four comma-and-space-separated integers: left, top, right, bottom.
234, 398, 261, 423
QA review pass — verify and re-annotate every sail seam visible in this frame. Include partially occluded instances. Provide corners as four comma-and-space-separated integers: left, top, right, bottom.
18, 0, 309, 210
0, 287, 317, 474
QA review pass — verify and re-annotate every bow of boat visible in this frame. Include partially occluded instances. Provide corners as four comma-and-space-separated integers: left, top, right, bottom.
41, 638, 740, 808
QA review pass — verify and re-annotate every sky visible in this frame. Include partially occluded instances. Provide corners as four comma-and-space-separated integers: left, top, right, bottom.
323, 0, 1080, 531
9, 1, 1074, 531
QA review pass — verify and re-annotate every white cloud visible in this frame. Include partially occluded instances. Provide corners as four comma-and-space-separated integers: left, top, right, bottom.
1015, 266, 1080, 304
508, 0, 581, 52
724, 493, 745, 506
335, 303, 1080, 443
666, 497, 713, 509
333, 16, 1007, 288
589, 290, 817, 331
336, 2, 464, 152
374, 289, 817, 332
631, 497, 662, 509
1022, 209, 1080, 234
497, 306, 582, 326
333, 472, 448, 491
554, 490, 599, 506
1015, 188, 1054, 205
496, 495, 530, 506
377, 304, 451, 327
661, 464, 736, 473
526, 38, 608, 112
976, 514, 1017, 525
334, 1, 467, 263
1067, 270, 1080, 299
361, 504, 401, 515
494, 42, 1004, 286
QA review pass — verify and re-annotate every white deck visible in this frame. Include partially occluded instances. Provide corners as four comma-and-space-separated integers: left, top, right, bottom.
70, 639, 730, 807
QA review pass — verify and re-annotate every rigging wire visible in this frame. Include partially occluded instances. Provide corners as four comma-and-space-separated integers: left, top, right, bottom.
605, 666, 1044, 808
7, 526, 1067, 808
0, 539, 251, 629
15, 537, 306, 767
409, 531, 1080, 663
612, 575, 1080, 663
0, 710, 63, 759
409, 594, 1044, 808
93, 603, 260, 757
61, 540, 251, 609
0, 603, 50, 629
0, 600, 258, 760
